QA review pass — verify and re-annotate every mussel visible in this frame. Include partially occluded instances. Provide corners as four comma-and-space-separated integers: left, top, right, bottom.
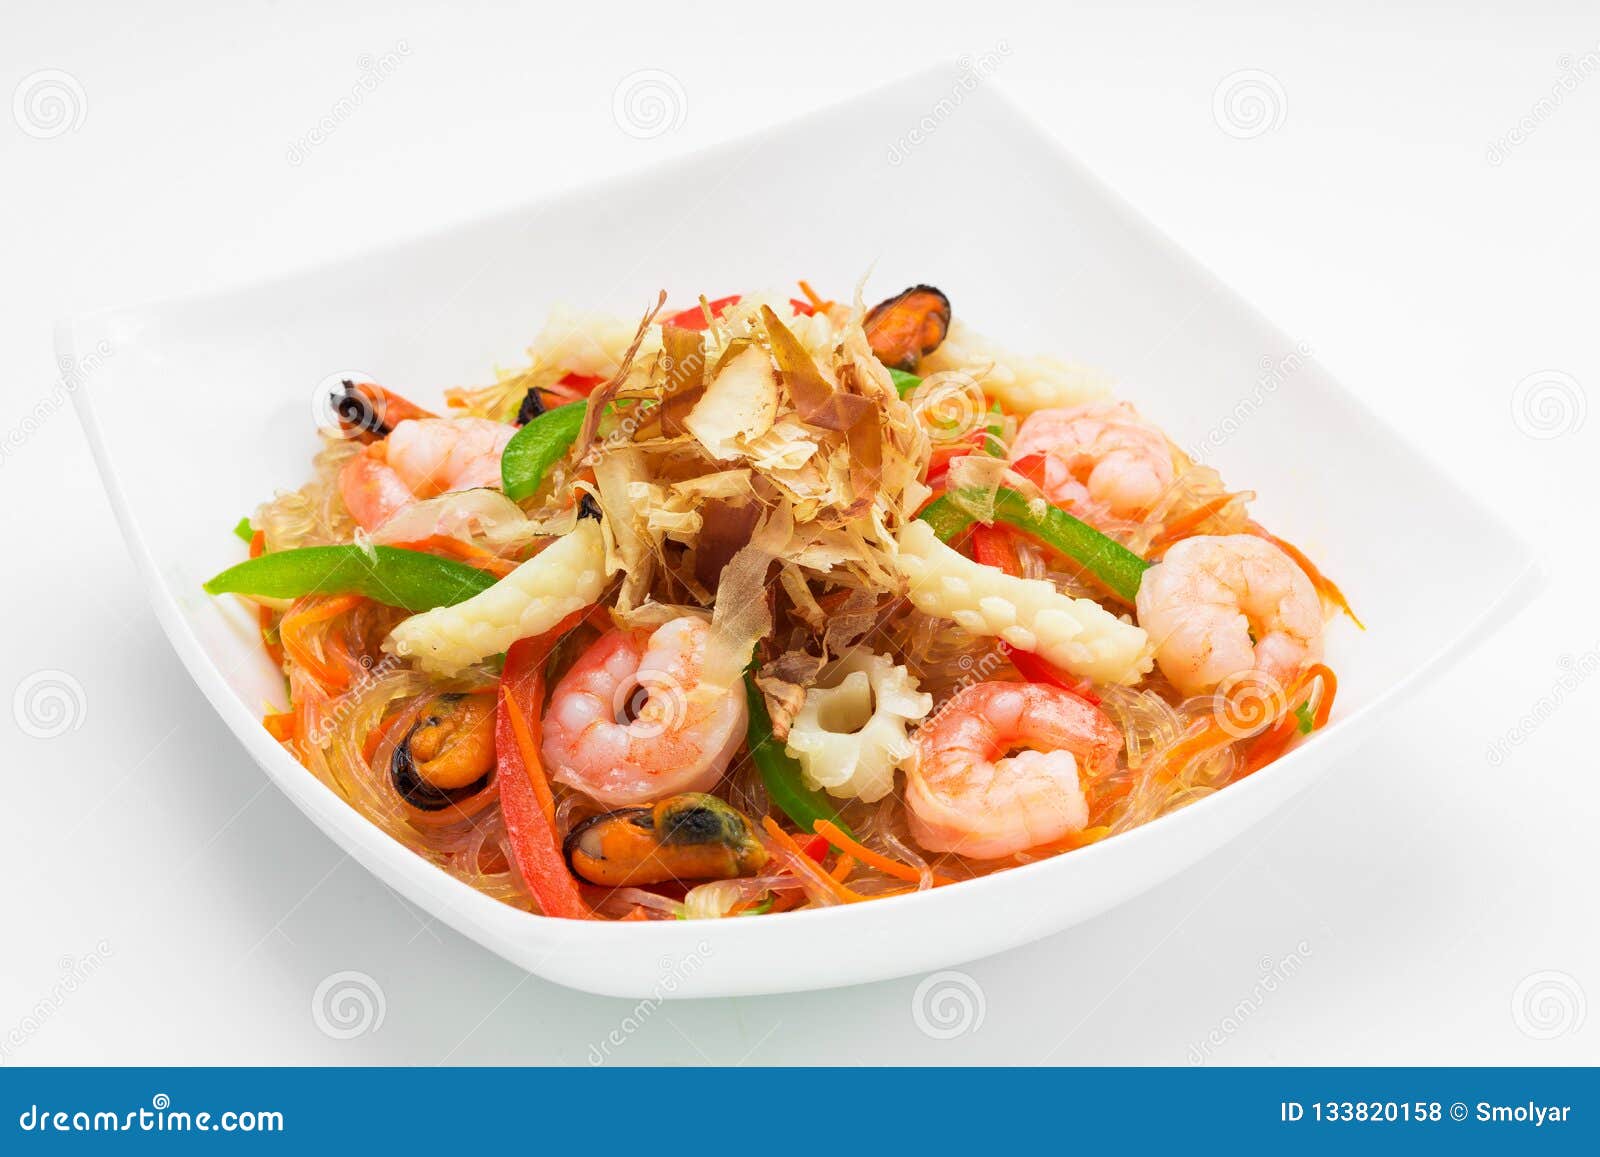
563, 793, 768, 887
332, 379, 434, 441
863, 284, 951, 372
514, 386, 549, 425
390, 692, 496, 811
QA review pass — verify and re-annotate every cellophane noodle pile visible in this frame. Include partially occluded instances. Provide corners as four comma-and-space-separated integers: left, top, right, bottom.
221, 281, 1352, 921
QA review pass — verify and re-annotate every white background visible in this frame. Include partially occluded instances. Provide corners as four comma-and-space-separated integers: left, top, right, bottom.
3, 0, 1596, 1065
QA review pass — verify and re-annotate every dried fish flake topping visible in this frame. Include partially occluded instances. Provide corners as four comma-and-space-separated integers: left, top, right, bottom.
575, 290, 931, 624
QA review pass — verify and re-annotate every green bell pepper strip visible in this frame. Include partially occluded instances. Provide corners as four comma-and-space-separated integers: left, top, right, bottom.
743, 674, 853, 838
889, 368, 921, 396
500, 400, 587, 501
204, 545, 497, 612
918, 487, 1151, 604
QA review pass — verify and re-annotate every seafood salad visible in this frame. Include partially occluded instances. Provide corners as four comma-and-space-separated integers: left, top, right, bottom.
206, 282, 1356, 920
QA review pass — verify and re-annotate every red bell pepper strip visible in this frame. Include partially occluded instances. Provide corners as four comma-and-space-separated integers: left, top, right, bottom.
968, 522, 1101, 705
1009, 452, 1051, 492
556, 371, 607, 395
665, 294, 814, 329
665, 295, 741, 330
924, 434, 985, 489
969, 520, 1020, 573
496, 618, 590, 919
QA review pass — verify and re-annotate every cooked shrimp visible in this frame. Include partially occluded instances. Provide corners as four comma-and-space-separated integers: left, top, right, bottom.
542, 616, 747, 808
1010, 401, 1175, 527
339, 417, 515, 531
905, 681, 1123, 858
1134, 534, 1324, 698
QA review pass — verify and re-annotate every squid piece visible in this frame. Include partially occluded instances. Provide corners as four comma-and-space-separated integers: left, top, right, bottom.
783, 648, 932, 802
384, 519, 607, 675
894, 520, 1153, 685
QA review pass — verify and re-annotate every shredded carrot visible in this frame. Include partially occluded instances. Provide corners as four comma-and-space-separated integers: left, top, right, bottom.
798, 280, 828, 312
248, 529, 266, 559
394, 535, 518, 578
1027, 824, 1113, 856
280, 594, 361, 690
1240, 720, 1297, 775
1241, 664, 1338, 776
1151, 721, 1236, 785
262, 711, 297, 743
1151, 494, 1240, 552
768, 890, 805, 914
829, 854, 856, 884
1249, 524, 1363, 629
761, 816, 865, 904
360, 709, 405, 764
812, 819, 957, 887
320, 629, 356, 683
1308, 664, 1338, 730
295, 592, 360, 625
1150, 660, 1341, 786
1088, 776, 1134, 827
499, 684, 557, 829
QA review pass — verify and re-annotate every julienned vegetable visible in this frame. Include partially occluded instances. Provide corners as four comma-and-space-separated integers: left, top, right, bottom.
203, 545, 496, 612
889, 368, 921, 396
498, 624, 589, 919
742, 674, 851, 838
500, 399, 586, 501
919, 486, 1151, 603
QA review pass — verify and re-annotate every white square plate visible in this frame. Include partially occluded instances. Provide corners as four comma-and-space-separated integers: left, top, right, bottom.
61, 68, 1541, 998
